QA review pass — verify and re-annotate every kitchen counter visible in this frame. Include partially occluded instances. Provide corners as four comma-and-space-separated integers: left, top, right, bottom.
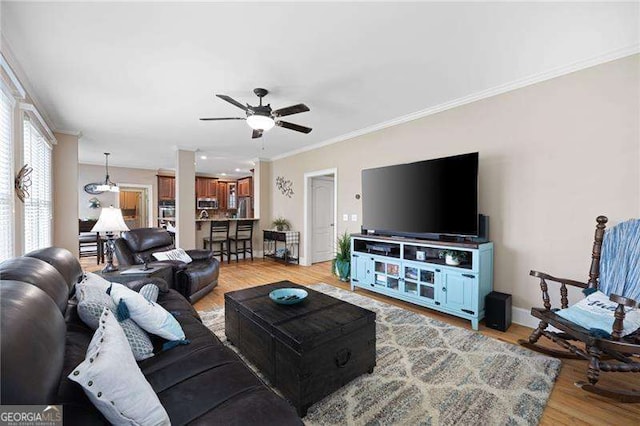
195, 218, 259, 222
195, 217, 259, 235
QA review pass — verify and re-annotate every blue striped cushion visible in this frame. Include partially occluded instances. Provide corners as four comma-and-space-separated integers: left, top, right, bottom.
139, 283, 159, 303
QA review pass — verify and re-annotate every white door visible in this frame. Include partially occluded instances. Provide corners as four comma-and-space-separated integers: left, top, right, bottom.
311, 177, 334, 263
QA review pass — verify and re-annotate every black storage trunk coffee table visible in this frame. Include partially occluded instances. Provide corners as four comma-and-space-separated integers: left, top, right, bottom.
224, 281, 376, 417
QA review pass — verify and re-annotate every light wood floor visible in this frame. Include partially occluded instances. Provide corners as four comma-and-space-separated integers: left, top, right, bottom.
82, 256, 640, 425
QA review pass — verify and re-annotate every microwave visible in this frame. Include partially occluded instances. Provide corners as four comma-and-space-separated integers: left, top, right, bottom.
197, 198, 218, 209
158, 206, 175, 219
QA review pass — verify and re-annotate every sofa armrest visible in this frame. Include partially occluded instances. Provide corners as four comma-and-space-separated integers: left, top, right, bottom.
121, 277, 169, 293
150, 260, 188, 272
186, 249, 214, 262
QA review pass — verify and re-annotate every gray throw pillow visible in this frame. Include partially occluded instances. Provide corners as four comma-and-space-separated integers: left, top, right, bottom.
76, 283, 154, 361
139, 283, 159, 303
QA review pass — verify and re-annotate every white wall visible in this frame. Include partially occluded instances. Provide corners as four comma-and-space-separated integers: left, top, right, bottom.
269, 54, 640, 312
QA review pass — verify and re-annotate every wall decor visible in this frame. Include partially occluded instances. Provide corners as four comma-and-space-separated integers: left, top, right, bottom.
14, 164, 33, 203
275, 176, 294, 198
88, 197, 101, 209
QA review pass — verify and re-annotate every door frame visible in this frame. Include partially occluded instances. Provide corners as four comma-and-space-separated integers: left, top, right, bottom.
303, 168, 337, 266
114, 183, 154, 228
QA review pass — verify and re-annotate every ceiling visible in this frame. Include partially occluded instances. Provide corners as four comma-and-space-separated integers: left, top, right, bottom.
2, 2, 638, 175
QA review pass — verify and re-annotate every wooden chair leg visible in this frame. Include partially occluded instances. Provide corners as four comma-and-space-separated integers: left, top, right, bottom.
586, 346, 602, 385
518, 321, 584, 359
249, 240, 253, 261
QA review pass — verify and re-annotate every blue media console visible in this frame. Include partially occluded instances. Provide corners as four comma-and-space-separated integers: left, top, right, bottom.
350, 234, 494, 330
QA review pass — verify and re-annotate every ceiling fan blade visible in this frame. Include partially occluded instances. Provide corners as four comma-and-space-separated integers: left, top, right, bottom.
252, 129, 263, 139
199, 117, 245, 121
276, 121, 312, 134
272, 103, 310, 117
216, 94, 249, 111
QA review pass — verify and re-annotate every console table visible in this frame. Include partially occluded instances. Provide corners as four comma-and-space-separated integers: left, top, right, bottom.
263, 230, 300, 265
350, 234, 493, 330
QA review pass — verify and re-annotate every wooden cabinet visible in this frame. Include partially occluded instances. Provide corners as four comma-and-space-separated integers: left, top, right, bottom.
196, 177, 218, 199
237, 177, 252, 197
217, 181, 228, 210
119, 191, 139, 210
227, 182, 237, 209
157, 176, 175, 201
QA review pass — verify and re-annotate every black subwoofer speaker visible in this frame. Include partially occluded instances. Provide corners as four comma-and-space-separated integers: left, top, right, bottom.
485, 291, 512, 332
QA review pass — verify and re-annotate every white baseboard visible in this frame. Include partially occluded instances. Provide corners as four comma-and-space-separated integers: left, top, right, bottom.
512, 306, 539, 328
512, 306, 561, 332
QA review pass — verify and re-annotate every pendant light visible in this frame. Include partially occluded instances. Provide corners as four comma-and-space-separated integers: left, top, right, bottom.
95, 152, 119, 192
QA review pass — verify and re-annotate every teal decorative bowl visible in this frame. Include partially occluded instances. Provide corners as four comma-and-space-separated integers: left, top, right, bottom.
269, 288, 308, 305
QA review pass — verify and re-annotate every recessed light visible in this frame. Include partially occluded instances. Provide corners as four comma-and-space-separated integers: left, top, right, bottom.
200, 155, 207, 160
235, 168, 241, 172
220, 172, 227, 176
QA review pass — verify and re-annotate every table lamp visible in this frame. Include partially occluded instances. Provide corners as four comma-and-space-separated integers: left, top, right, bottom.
91, 206, 129, 273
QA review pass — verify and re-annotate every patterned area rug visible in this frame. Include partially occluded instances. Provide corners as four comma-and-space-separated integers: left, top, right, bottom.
199, 283, 560, 425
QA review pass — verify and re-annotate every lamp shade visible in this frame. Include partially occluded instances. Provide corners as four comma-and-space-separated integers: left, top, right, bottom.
91, 207, 130, 233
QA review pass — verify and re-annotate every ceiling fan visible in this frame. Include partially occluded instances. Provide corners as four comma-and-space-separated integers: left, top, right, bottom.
200, 88, 312, 139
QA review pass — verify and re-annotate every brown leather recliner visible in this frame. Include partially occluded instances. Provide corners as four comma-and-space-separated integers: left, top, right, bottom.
114, 227, 219, 303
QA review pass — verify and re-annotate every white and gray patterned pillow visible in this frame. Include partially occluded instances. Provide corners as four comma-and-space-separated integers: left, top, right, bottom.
68, 308, 170, 425
152, 248, 192, 263
139, 283, 159, 303
76, 283, 154, 361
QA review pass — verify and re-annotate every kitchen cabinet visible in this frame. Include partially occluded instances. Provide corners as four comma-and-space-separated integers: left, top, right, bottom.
196, 177, 218, 199
227, 182, 237, 209
217, 181, 228, 210
237, 177, 252, 197
157, 176, 175, 201
119, 191, 139, 210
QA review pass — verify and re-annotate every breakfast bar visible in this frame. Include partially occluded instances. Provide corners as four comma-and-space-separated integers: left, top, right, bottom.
196, 218, 260, 257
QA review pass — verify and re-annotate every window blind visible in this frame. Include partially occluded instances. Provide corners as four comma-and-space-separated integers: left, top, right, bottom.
23, 116, 52, 253
0, 89, 13, 261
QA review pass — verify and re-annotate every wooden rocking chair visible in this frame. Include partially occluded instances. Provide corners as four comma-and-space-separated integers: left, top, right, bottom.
519, 215, 640, 402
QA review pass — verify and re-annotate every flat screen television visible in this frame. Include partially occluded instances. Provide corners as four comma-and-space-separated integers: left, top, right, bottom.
361, 152, 478, 238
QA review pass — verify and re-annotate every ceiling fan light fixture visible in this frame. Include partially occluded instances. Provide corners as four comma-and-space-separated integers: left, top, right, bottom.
246, 114, 275, 131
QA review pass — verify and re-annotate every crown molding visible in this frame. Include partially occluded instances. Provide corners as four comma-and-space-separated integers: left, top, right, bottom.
173, 145, 199, 152
79, 160, 162, 172
53, 129, 83, 138
251, 157, 272, 163
269, 44, 640, 162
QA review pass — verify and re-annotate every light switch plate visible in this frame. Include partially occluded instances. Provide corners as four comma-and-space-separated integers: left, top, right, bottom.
342, 214, 349, 221
351, 214, 357, 222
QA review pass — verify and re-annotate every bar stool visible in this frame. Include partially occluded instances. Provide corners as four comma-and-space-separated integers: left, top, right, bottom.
229, 220, 254, 263
203, 220, 230, 262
